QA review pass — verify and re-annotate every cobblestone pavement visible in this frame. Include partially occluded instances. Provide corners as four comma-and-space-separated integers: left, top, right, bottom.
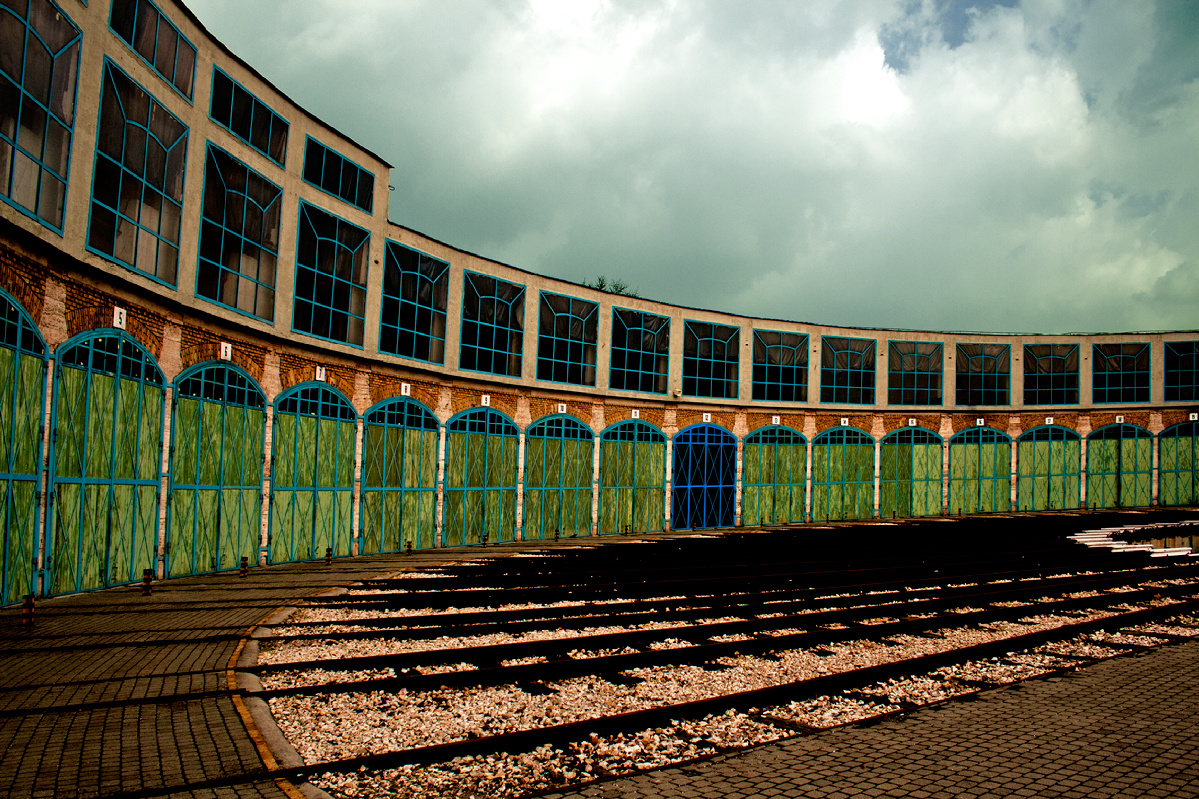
544, 641, 1199, 799
0, 547, 506, 799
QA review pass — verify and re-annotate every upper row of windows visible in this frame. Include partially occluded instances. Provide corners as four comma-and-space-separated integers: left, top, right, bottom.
2, 2, 1198, 407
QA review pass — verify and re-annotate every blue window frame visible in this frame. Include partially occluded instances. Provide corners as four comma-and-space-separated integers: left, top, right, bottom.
820, 336, 875, 404
292, 201, 369, 347
1165, 341, 1199, 402
1092, 343, 1149, 404
1023, 344, 1079, 405
752, 330, 808, 402
536, 291, 598, 386
108, 0, 196, 100
87, 59, 188, 286
609, 308, 669, 394
196, 144, 280, 322
208, 67, 288, 166
302, 136, 373, 213
683, 321, 739, 399
379, 240, 449, 364
888, 341, 942, 406
459, 271, 525, 378
955, 343, 1010, 406
0, 0, 80, 232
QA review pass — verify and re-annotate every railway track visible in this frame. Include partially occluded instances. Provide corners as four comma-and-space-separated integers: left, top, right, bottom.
240, 512, 1199, 798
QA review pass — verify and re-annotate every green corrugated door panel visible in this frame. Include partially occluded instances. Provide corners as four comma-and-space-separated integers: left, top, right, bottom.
293, 417, 316, 489
744, 484, 762, 525
195, 401, 221, 487
394, 491, 413, 551
572, 440, 594, 488
446, 433, 466, 489
828, 482, 845, 520
337, 421, 355, 487
1158, 442, 1179, 505
401, 491, 432, 550
812, 483, 828, 520
272, 415, 295, 488
1123, 438, 1151, 507
0, 349, 12, 469
108, 484, 134, 585
526, 439, 546, 490
502, 489, 517, 540
312, 490, 333, 559
9, 353, 45, 474
291, 490, 313, 560
616, 487, 634, 532
466, 434, 487, 489
315, 419, 336, 487
487, 488, 504, 539
486, 436, 505, 489
464, 490, 484, 545
597, 488, 615, 533
1063, 440, 1081, 509
525, 488, 544, 538
4, 483, 37, 605
221, 488, 250, 569
85, 374, 114, 480
542, 490, 561, 538
358, 491, 380, 553
194, 488, 219, 573
133, 484, 157, 579
79, 484, 108, 591
112, 380, 138, 480
272, 491, 294, 559
442, 492, 463, 547
362, 426, 385, 489
335, 492, 352, 555
421, 431, 438, 486
598, 442, 617, 486
224, 405, 246, 486
50, 483, 78, 593
743, 444, 761, 488
643, 443, 666, 486
55, 368, 85, 478
396, 429, 416, 489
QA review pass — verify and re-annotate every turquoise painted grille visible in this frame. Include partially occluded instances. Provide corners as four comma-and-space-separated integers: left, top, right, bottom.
524, 415, 593, 539
741, 426, 806, 525
1017, 426, 1081, 511
443, 408, 518, 546
672, 424, 736, 530
812, 427, 875, 521
360, 398, 438, 553
598, 421, 665, 535
948, 427, 1011, 514
880, 428, 942, 518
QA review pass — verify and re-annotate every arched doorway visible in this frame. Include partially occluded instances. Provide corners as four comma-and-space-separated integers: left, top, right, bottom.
671, 424, 736, 530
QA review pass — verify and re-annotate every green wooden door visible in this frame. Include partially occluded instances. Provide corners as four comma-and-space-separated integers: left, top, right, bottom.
269, 384, 355, 563
444, 408, 518, 546
167, 364, 265, 576
880, 428, 942, 518
598, 421, 665, 535
948, 428, 1011, 514
525, 415, 594, 539
0, 292, 47, 606
1086, 425, 1152, 509
742, 426, 806, 526
49, 333, 163, 595
1159, 423, 1197, 507
1017, 426, 1081, 511
812, 428, 875, 521
360, 398, 438, 553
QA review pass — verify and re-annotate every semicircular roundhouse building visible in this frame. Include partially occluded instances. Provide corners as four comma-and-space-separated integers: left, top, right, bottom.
1, 0, 1197, 603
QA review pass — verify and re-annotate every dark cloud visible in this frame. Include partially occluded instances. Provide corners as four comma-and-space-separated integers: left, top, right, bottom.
185, 0, 1199, 334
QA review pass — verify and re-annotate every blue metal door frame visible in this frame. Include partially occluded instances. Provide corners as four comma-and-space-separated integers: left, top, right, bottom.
47, 330, 164, 595
671, 423, 736, 530
166, 362, 266, 576
360, 397, 439, 553
0, 289, 48, 606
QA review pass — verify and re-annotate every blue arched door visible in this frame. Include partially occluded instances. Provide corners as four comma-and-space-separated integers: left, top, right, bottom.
49, 331, 164, 595
671, 424, 736, 530
0, 290, 47, 605
167, 363, 266, 576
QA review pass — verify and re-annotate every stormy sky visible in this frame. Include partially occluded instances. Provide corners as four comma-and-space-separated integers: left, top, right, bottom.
184, 0, 1199, 335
